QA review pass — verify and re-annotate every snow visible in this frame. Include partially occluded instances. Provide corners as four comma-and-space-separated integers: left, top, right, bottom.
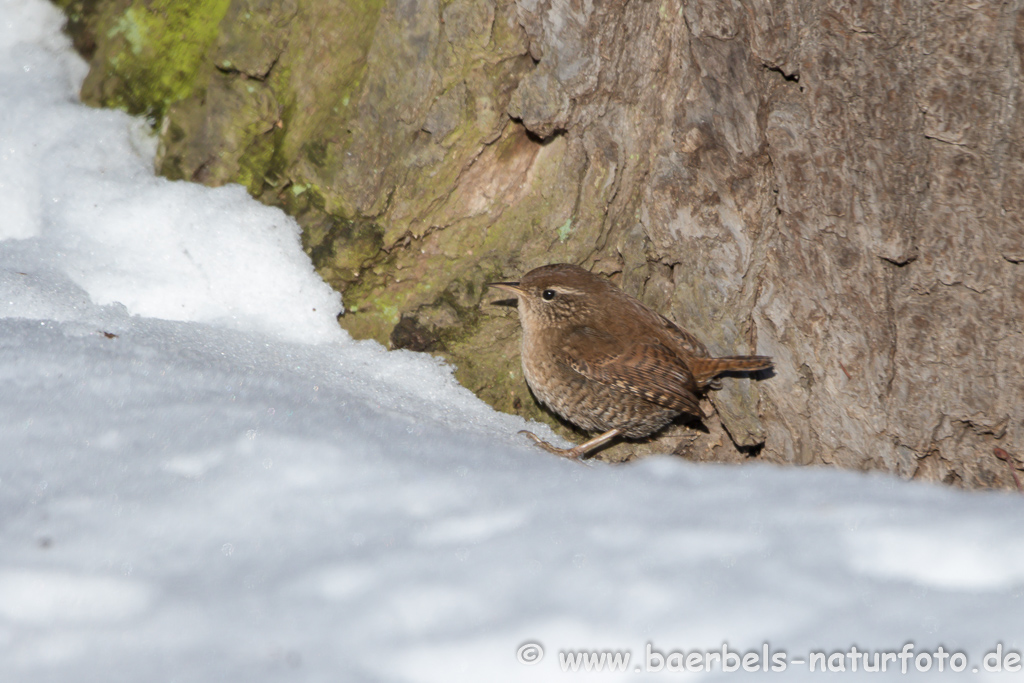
1, 0, 1023, 680
0, 0, 342, 342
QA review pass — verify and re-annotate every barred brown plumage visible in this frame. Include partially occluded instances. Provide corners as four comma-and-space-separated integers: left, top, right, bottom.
489, 264, 773, 459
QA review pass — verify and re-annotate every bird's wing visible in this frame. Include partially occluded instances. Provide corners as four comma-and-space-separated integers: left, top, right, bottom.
556, 325, 703, 415
654, 312, 710, 358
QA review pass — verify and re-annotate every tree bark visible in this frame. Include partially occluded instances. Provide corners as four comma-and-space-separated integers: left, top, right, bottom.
63, 0, 1024, 487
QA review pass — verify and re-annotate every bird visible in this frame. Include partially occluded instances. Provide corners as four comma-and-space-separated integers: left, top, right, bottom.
490, 263, 773, 459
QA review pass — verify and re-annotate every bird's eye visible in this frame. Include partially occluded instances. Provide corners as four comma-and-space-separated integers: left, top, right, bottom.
542, 289, 556, 301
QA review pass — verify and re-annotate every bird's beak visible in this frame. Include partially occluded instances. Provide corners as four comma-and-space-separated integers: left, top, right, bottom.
488, 282, 523, 296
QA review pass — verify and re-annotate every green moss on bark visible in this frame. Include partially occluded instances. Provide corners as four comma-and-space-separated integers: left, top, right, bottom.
80, 0, 231, 119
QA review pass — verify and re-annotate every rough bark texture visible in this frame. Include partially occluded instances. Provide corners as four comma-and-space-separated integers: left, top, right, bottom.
61, 0, 1024, 487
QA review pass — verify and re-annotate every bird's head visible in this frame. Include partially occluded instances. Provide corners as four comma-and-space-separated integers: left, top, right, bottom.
489, 264, 616, 330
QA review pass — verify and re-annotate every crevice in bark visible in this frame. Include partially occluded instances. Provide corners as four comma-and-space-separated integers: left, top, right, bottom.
214, 53, 281, 82
761, 63, 800, 83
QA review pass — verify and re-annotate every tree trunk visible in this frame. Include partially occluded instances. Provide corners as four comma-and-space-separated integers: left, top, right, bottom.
62, 0, 1024, 487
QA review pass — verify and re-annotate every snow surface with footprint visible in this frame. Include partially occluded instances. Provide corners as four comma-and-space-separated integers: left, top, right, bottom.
1, 1, 1023, 680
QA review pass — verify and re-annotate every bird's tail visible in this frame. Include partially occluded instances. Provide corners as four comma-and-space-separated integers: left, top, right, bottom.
690, 355, 773, 388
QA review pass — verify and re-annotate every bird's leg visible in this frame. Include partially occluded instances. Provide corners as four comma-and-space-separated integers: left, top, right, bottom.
518, 428, 622, 460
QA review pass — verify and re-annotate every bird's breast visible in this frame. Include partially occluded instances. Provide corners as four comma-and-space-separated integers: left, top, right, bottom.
520, 328, 562, 404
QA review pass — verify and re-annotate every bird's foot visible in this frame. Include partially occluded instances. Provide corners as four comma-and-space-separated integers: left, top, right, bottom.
518, 430, 588, 460
518, 427, 623, 461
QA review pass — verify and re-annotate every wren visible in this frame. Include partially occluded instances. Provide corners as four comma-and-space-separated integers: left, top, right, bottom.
490, 264, 773, 459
